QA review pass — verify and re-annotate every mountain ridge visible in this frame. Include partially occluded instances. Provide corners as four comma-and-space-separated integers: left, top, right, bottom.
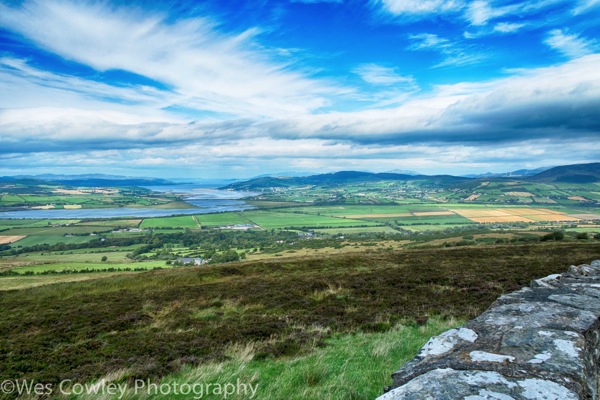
222, 162, 600, 190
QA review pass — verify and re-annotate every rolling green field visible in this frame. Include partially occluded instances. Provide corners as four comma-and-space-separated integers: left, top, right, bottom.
0, 272, 137, 291
9, 260, 167, 274
242, 210, 381, 229
140, 215, 201, 229
9, 235, 97, 247
196, 212, 251, 226
0, 181, 186, 210
4, 225, 111, 236
313, 226, 400, 234
12, 250, 135, 263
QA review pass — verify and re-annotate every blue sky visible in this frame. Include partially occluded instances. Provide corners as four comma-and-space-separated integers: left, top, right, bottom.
1, 0, 599, 178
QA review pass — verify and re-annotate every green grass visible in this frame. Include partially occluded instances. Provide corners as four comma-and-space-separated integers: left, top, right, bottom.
113, 317, 462, 400
13, 250, 135, 263
76, 219, 142, 228
196, 212, 251, 227
398, 224, 477, 232
0, 272, 138, 291
243, 211, 380, 229
278, 205, 443, 216
313, 226, 400, 234
12, 235, 96, 247
4, 226, 110, 236
379, 215, 472, 225
8, 260, 167, 274
0, 219, 81, 229
140, 215, 200, 229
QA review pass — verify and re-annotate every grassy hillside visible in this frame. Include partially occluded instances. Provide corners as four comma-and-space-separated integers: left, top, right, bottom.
529, 162, 600, 183
2, 242, 600, 398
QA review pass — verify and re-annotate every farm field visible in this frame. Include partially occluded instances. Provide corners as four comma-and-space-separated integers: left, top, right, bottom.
10, 235, 97, 247
13, 250, 135, 263
0, 181, 186, 210
0, 272, 138, 291
9, 260, 167, 274
76, 219, 142, 227
3, 225, 112, 236
140, 215, 200, 229
312, 226, 400, 234
241, 210, 381, 229
0, 236, 25, 244
196, 212, 251, 226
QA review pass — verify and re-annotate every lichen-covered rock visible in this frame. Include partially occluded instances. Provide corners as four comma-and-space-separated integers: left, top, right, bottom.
379, 369, 578, 400
379, 260, 600, 400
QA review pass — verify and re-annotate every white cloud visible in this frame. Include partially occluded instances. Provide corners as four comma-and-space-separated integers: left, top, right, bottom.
3, 53, 599, 158
466, 1, 501, 25
573, 0, 600, 14
544, 29, 598, 58
493, 22, 526, 33
0, 57, 176, 118
353, 64, 418, 89
259, 54, 600, 145
0, 0, 341, 119
408, 33, 451, 50
408, 34, 487, 68
373, 0, 464, 16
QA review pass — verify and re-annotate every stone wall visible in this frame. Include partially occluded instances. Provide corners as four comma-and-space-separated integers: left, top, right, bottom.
378, 260, 600, 400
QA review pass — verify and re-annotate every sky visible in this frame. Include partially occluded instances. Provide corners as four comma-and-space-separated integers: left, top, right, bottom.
0, 0, 599, 179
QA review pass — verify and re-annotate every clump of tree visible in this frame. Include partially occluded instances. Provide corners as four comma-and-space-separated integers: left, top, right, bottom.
209, 249, 245, 264
541, 231, 565, 241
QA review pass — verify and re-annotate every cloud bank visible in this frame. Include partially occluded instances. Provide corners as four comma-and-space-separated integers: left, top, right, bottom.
0, 0, 599, 177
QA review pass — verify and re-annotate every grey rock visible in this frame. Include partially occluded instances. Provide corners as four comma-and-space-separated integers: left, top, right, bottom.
379, 369, 578, 400
380, 261, 600, 399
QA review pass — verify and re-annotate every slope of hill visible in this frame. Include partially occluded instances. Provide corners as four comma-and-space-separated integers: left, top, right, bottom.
222, 171, 471, 190
463, 166, 552, 178
528, 162, 600, 183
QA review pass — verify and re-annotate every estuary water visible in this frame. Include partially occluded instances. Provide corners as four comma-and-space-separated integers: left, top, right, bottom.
0, 186, 257, 219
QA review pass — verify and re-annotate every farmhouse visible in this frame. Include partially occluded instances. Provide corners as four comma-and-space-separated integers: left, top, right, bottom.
176, 257, 205, 265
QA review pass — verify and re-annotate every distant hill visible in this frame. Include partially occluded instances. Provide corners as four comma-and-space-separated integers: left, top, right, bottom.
221, 170, 471, 190
463, 167, 552, 178
528, 162, 600, 183
0, 174, 174, 187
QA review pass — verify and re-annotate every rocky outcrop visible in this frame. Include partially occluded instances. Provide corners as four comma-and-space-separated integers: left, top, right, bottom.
379, 260, 600, 400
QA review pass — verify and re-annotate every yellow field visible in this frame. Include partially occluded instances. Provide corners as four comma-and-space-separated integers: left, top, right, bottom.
0, 236, 26, 244
501, 208, 563, 216
451, 209, 514, 218
32, 205, 55, 209
507, 191, 534, 197
465, 194, 481, 201
568, 196, 588, 201
528, 215, 580, 222
53, 189, 89, 195
572, 214, 600, 220
451, 208, 579, 223
471, 216, 535, 223
63, 204, 82, 209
